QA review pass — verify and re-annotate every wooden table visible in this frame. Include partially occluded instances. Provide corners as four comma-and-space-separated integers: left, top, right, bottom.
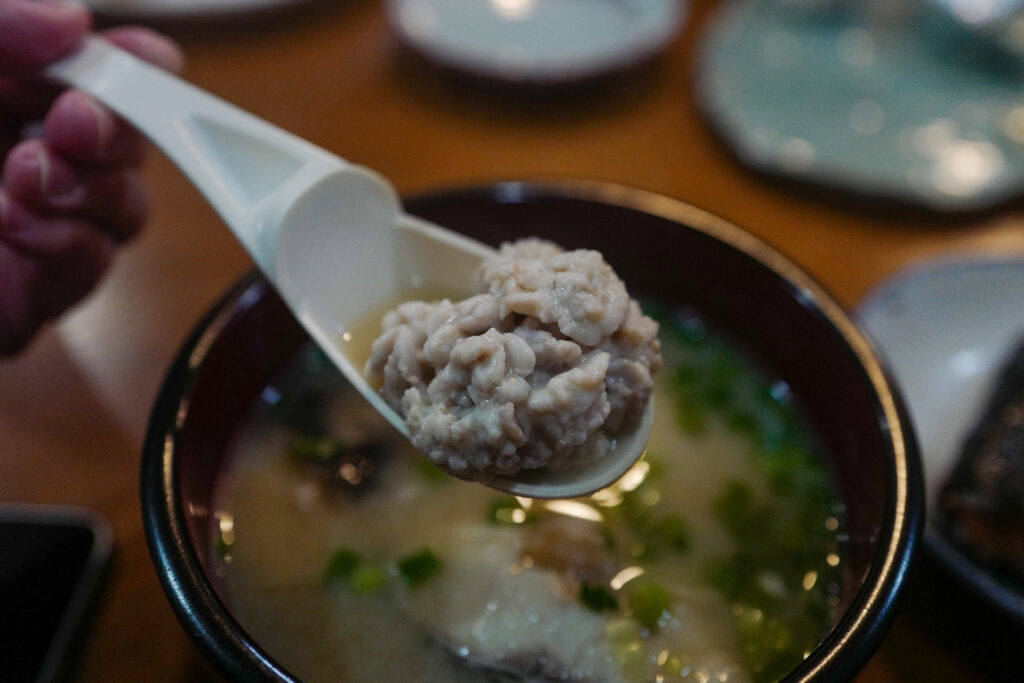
2, 0, 1022, 680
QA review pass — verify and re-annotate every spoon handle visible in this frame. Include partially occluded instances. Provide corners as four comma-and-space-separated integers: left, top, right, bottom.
45, 36, 390, 273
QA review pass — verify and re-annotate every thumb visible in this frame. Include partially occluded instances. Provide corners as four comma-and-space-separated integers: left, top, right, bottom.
0, 1, 90, 75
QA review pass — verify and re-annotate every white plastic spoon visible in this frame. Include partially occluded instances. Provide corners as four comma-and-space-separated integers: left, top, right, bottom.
45, 37, 653, 498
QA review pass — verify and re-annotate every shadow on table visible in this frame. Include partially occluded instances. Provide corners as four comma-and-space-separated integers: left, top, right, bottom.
891, 551, 1024, 683
390, 43, 670, 126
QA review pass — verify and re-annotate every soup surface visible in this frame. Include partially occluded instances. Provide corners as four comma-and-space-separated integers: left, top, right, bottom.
212, 307, 844, 683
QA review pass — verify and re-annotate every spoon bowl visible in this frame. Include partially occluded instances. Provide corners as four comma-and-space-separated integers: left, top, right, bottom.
46, 37, 652, 498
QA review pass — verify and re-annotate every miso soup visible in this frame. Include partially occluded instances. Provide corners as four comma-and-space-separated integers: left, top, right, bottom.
211, 307, 844, 683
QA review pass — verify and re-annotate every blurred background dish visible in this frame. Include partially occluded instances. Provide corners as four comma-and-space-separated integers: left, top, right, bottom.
858, 255, 1024, 623
696, 0, 1024, 212
385, 0, 688, 87
931, 0, 1024, 64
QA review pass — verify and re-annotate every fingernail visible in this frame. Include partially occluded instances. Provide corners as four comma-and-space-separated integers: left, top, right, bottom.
35, 148, 79, 199
81, 95, 114, 158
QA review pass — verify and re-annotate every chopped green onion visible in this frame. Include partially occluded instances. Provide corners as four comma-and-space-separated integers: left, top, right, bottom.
415, 458, 451, 485
725, 408, 759, 436
579, 582, 618, 612
660, 653, 690, 678
673, 363, 702, 389
324, 547, 361, 583
214, 535, 232, 558
289, 435, 344, 465
351, 565, 388, 594
704, 556, 748, 603
712, 480, 767, 542
397, 548, 443, 585
604, 616, 642, 645
626, 578, 672, 630
488, 496, 528, 525
673, 314, 707, 345
649, 514, 691, 554
700, 380, 733, 409
708, 345, 741, 381
675, 395, 707, 435
600, 525, 618, 550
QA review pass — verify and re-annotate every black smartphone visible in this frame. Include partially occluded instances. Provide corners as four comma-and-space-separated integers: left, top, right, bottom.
0, 503, 113, 683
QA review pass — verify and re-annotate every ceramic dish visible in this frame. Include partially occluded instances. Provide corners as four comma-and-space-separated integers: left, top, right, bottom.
142, 181, 922, 681
696, 1, 1024, 212
386, 0, 687, 87
858, 255, 1024, 622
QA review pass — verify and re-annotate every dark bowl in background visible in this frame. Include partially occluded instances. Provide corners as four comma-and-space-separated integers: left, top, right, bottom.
142, 180, 923, 682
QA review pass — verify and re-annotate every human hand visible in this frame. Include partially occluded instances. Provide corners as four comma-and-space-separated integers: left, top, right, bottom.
0, 1, 183, 355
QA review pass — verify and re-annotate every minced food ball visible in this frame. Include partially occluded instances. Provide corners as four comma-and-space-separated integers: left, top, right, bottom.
365, 238, 662, 481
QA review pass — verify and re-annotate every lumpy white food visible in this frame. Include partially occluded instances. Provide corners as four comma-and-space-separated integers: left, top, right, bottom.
365, 239, 662, 479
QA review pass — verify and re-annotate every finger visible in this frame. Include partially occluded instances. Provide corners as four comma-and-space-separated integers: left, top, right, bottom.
0, 188, 116, 278
0, 193, 116, 311
1, 18, 185, 147
4, 139, 148, 241
43, 89, 147, 166
41, 26, 185, 165
0, 190, 116, 355
102, 26, 186, 75
0, 239, 43, 355
0, 1, 90, 75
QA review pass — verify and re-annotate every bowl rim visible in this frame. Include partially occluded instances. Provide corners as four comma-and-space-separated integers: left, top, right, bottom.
141, 178, 923, 682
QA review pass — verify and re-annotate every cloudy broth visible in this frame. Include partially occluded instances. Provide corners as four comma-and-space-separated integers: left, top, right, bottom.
211, 307, 843, 683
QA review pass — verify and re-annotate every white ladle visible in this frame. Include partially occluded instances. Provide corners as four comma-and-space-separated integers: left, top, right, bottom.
46, 37, 653, 499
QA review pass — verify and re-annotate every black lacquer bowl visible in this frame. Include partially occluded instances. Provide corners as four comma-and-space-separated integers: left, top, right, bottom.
142, 181, 923, 682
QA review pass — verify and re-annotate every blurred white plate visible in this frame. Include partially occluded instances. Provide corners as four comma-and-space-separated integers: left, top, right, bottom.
386, 0, 687, 86
858, 255, 1024, 620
